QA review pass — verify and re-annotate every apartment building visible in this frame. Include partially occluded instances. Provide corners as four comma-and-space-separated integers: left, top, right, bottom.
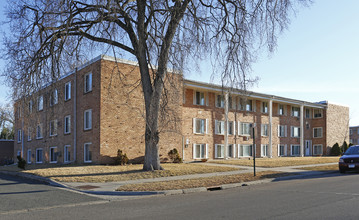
14, 55, 349, 165
349, 126, 359, 145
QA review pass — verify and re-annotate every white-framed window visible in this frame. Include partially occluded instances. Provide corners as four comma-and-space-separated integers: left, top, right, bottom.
305, 108, 311, 119
50, 89, 58, 106
228, 96, 235, 109
261, 144, 268, 157
37, 95, 44, 111
291, 126, 300, 138
239, 122, 252, 136
216, 94, 225, 108
84, 142, 92, 162
278, 125, 287, 137
215, 144, 224, 159
262, 102, 268, 113
228, 121, 235, 135
278, 104, 286, 115
292, 106, 300, 117
36, 124, 43, 139
239, 99, 254, 111
313, 109, 323, 118
84, 72, 92, 93
17, 150, 21, 156
17, 106, 21, 118
27, 149, 32, 164
350, 129, 353, 135
28, 100, 33, 114
193, 118, 207, 134
238, 144, 253, 157
313, 144, 323, 155
50, 120, 58, 136
17, 129, 22, 143
84, 109, 92, 130
65, 81, 71, 101
313, 127, 323, 138
194, 91, 205, 106
36, 148, 43, 163
291, 145, 300, 156
27, 127, 32, 141
261, 124, 268, 137
64, 145, 71, 163
357, 129, 359, 135
278, 144, 287, 156
50, 147, 58, 163
227, 144, 235, 158
193, 144, 207, 159
350, 139, 353, 144
215, 120, 225, 135
64, 115, 71, 134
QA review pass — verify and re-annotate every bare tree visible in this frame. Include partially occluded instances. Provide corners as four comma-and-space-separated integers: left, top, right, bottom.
2, 0, 309, 170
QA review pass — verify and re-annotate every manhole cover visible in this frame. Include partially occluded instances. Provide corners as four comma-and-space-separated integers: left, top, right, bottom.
76, 185, 100, 190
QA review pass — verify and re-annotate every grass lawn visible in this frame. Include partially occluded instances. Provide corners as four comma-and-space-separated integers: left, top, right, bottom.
299, 164, 338, 171
116, 171, 295, 191
210, 156, 340, 168
0, 163, 239, 182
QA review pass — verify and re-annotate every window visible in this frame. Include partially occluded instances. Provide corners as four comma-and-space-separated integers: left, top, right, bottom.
239, 145, 252, 157
36, 124, 43, 139
17, 106, 21, 118
193, 144, 207, 159
291, 126, 300, 138
17, 129, 22, 143
84, 109, 92, 130
64, 145, 71, 163
350, 129, 353, 135
215, 144, 224, 158
313, 145, 323, 155
278, 104, 285, 115
37, 95, 44, 111
261, 124, 268, 137
50, 120, 58, 136
65, 82, 71, 101
313, 109, 323, 118
50, 147, 58, 163
216, 94, 224, 108
84, 143, 92, 162
215, 120, 225, 135
239, 122, 252, 136
357, 129, 359, 135
292, 106, 300, 117
240, 99, 253, 111
305, 108, 311, 119
227, 144, 235, 158
261, 144, 268, 157
50, 89, 58, 106
228, 96, 234, 109
313, 127, 323, 138
291, 145, 300, 156
28, 100, 33, 114
64, 115, 71, 134
278, 144, 286, 156
27, 127, 32, 141
84, 73, 92, 93
17, 150, 21, 156
27, 149, 31, 164
278, 125, 287, 137
228, 121, 235, 135
193, 118, 207, 134
36, 148, 43, 163
262, 102, 268, 113
194, 91, 205, 105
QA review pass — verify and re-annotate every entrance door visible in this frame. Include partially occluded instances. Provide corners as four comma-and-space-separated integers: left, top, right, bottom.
305, 140, 312, 156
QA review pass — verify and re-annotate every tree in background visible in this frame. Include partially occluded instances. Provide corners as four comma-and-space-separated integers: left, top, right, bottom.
0, 103, 14, 140
3, 0, 310, 170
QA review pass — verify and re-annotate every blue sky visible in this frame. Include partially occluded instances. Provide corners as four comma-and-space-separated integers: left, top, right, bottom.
1, 1, 358, 125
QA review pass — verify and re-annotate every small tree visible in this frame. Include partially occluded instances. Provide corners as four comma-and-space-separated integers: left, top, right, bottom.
17, 156, 26, 170
331, 143, 342, 156
114, 149, 129, 165
168, 148, 182, 163
342, 141, 349, 153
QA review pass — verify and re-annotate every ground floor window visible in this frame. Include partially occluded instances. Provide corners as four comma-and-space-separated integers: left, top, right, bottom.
291, 145, 300, 156
27, 149, 31, 164
227, 144, 235, 158
84, 143, 92, 162
278, 144, 287, 156
215, 144, 224, 158
50, 147, 58, 163
64, 145, 71, 163
239, 145, 252, 157
36, 148, 43, 163
313, 145, 323, 155
261, 144, 269, 157
193, 144, 207, 159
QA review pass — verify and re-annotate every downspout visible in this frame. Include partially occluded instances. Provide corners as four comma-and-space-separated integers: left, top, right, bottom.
300, 104, 304, 157
269, 99, 273, 158
21, 112, 24, 157
224, 92, 229, 159
73, 68, 77, 162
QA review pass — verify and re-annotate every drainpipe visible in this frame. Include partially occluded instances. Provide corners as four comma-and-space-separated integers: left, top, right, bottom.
224, 92, 229, 159
269, 99, 273, 158
73, 68, 77, 162
21, 112, 24, 157
300, 104, 304, 157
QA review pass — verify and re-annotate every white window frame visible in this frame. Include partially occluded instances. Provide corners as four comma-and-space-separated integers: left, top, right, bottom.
37, 95, 44, 111
278, 125, 287, 137
84, 72, 93, 93
50, 89, 58, 106
291, 126, 300, 138
261, 124, 268, 137
193, 143, 208, 159
228, 121, 235, 135
64, 145, 71, 163
36, 124, 43, 139
215, 120, 225, 135
65, 81, 71, 101
64, 115, 71, 134
84, 109, 92, 130
238, 144, 253, 157
239, 99, 254, 112
194, 91, 205, 106
261, 144, 268, 157
50, 120, 58, 136
193, 118, 207, 134
216, 94, 225, 108
27, 149, 32, 164
36, 148, 43, 163
227, 144, 235, 158
27, 127, 32, 141
84, 142, 92, 163
313, 144, 323, 156
28, 100, 33, 114
350, 129, 353, 135
313, 127, 323, 138
239, 122, 252, 136
262, 102, 268, 113
50, 147, 58, 163
278, 104, 286, 116
305, 108, 311, 119
291, 145, 300, 156
291, 106, 300, 117
278, 144, 287, 156
313, 109, 323, 118
17, 129, 22, 143
215, 144, 225, 159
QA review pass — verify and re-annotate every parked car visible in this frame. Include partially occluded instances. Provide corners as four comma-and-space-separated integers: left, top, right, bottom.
339, 145, 359, 173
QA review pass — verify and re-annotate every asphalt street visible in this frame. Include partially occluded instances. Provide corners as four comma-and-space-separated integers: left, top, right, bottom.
2, 172, 359, 219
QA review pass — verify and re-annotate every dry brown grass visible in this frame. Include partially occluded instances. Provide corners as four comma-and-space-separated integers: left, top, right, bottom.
116, 171, 294, 191
299, 164, 338, 171
210, 157, 340, 167
1, 163, 239, 182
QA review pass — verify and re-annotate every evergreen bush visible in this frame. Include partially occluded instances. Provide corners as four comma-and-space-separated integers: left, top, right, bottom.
330, 143, 342, 156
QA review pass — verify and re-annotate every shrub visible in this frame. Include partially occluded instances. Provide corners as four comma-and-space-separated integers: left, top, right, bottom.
114, 149, 129, 165
168, 148, 182, 163
330, 143, 342, 156
342, 141, 349, 153
17, 156, 26, 170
